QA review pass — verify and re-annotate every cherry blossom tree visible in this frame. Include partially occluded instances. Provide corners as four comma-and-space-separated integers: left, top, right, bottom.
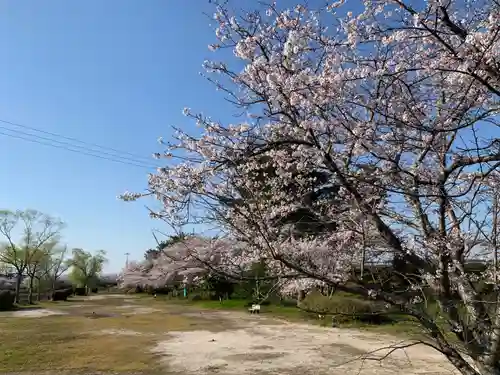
119, 236, 246, 290
123, 1, 500, 373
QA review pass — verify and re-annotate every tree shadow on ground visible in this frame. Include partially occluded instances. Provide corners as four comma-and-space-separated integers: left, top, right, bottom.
12, 305, 45, 311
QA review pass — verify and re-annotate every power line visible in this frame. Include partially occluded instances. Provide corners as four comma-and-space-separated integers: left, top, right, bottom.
0, 125, 160, 168
0, 118, 154, 163
0, 130, 158, 170
0, 118, 165, 170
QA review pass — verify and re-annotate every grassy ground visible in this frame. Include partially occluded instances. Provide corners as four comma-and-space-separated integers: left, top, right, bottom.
0, 292, 442, 374
160, 295, 425, 337
0, 296, 218, 374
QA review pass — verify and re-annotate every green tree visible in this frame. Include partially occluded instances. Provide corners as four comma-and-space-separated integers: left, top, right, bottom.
0, 209, 64, 303
45, 245, 71, 292
68, 249, 107, 294
232, 260, 273, 302
144, 232, 189, 260
25, 244, 56, 304
0, 261, 13, 275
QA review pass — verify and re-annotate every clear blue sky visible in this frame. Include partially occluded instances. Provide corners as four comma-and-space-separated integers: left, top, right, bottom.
1, 0, 473, 273
0, 0, 245, 273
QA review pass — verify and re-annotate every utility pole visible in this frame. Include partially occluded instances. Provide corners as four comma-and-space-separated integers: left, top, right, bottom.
125, 252, 130, 268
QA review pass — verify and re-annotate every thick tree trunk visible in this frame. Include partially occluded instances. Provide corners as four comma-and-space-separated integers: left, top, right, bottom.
297, 289, 306, 306
445, 356, 479, 375
475, 362, 500, 375
14, 273, 22, 304
28, 276, 34, 304
36, 280, 42, 302
413, 311, 481, 375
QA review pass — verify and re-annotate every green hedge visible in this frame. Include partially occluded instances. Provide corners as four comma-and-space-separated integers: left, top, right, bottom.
51, 288, 73, 301
74, 287, 86, 296
190, 294, 203, 301
301, 291, 392, 325
280, 299, 299, 307
0, 290, 15, 311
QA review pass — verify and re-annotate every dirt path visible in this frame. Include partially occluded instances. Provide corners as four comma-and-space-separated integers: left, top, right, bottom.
154, 308, 461, 375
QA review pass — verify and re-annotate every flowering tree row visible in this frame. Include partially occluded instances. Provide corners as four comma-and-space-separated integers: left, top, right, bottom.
119, 236, 253, 290
122, 1, 500, 374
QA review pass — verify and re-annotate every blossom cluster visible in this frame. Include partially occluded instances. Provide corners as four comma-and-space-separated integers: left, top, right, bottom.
122, 0, 500, 300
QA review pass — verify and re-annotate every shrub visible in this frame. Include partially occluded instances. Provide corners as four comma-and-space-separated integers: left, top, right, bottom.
301, 291, 391, 325
74, 287, 87, 296
280, 299, 299, 307
0, 278, 15, 291
190, 294, 203, 301
52, 288, 73, 301
54, 280, 72, 290
91, 288, 98, 293
154, 287, 171, 295
0, 290, 15, 311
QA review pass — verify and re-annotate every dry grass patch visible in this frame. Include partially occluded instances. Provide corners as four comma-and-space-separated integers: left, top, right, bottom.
0, 315, 158, 373
3, 294, 454, 375
0, 296, 208, 374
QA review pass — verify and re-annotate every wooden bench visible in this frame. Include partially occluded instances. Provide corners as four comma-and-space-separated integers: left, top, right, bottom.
248, 304, 261, 314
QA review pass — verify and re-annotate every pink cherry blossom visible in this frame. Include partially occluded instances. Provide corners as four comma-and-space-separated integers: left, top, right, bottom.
122, 1, 500, 373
